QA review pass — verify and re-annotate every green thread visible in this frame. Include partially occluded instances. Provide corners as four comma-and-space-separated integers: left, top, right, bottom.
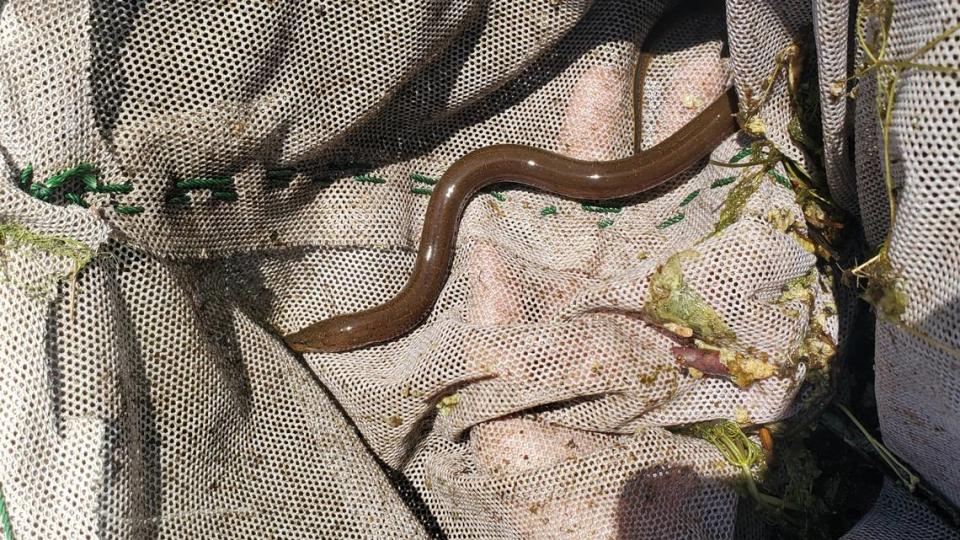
0, 481, 14, 540
175, 176, 233, 190
28, 184, 53, 201
657, 213, 685, 229
679, 189, 701, 207
20, 163, 142, 218
18, 164, 32, 186
489, 191, 506, 202
353, 174, 386, 184
711, 176, 737, 188
411, 187, 433, 196
581, 203, 622, 214
768, 170, 791, 189
81, 173, 99, 191
410, 173, 438, 185
730, 147, 753, 163
45, 163, 95, 189
598, 218, 615, 229
113, 204, 144, 215
212, 191, 238, 201
540, 205, 557, 216
63, 193, 89, 208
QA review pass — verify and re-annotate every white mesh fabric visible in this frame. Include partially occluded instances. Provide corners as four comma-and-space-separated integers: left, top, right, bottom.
812, 0, 860, 215
0, 0, 880, 538
841, 480, 960, 540
854, 0, 960, 511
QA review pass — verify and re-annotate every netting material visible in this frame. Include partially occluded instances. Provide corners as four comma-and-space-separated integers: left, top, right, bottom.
853, 0, 960, 515
0, 0, 955, 538
841, 480, 960, 540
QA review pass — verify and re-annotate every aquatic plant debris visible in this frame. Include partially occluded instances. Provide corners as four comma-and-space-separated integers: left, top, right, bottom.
0, 222, 95, 314
436, 394, 460, 416
644, 250, 736, 344
713, 170, 764, 235
846, 0, 960, 334
687, 420, 797, 512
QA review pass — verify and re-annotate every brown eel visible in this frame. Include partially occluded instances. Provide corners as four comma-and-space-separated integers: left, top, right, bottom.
286, 2, 738, 353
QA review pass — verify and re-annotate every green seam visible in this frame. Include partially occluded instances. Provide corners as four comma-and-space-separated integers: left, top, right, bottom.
489, 191, 506, 202
657, 213, 685, 229
28, 184, 53, 201
540, 205, 557, 216
0, 481, 14, 540
581, 203, 622, 213
730, 147, 753, 163
679, 189, 701, 207
598, 218, 615, 229
175, 177, 232, 190
113, 204, 144, 215
410, 187, 433, 196
711, 176, 737, 188
46, 163, 96, 189
27, 163, 96, 200
212, 191, 238, 201
21, 163, 144, 217
768, 170, 791, 189
353, 174, 386, 184
81, 173, 99, 191
18, 164, 33, 186
63, 193, 89, 208
410, 173, 438, 185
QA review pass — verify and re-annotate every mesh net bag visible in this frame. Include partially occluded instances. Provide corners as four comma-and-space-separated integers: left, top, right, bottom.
0, 0, 957, 538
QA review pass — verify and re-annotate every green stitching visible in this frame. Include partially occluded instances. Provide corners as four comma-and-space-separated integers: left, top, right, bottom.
28, 184, 53, 201
81, 173, 99, 191
20, 162, 143, 216
768, 170, 791, 189
581, 203, 622, 213
489, 191, 506, 202
18, 164, 32, 185
63, 193, 89, 208
598, 218, 615, 229
411, 187, 433, 196
353, 174, 385, 184
679, 189, 701, 207
47, 163, 95, 189
27, 163, 96, 200
657, 213, 685, 229
410, 173, 438, 185
212, 191, 238, 201
113, 204, 144, 215
175, 176, 232, 190
711, 176, 737, 188
540, 205, 557, 216
1, 480, 15, 540
730, 147, 753, 163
